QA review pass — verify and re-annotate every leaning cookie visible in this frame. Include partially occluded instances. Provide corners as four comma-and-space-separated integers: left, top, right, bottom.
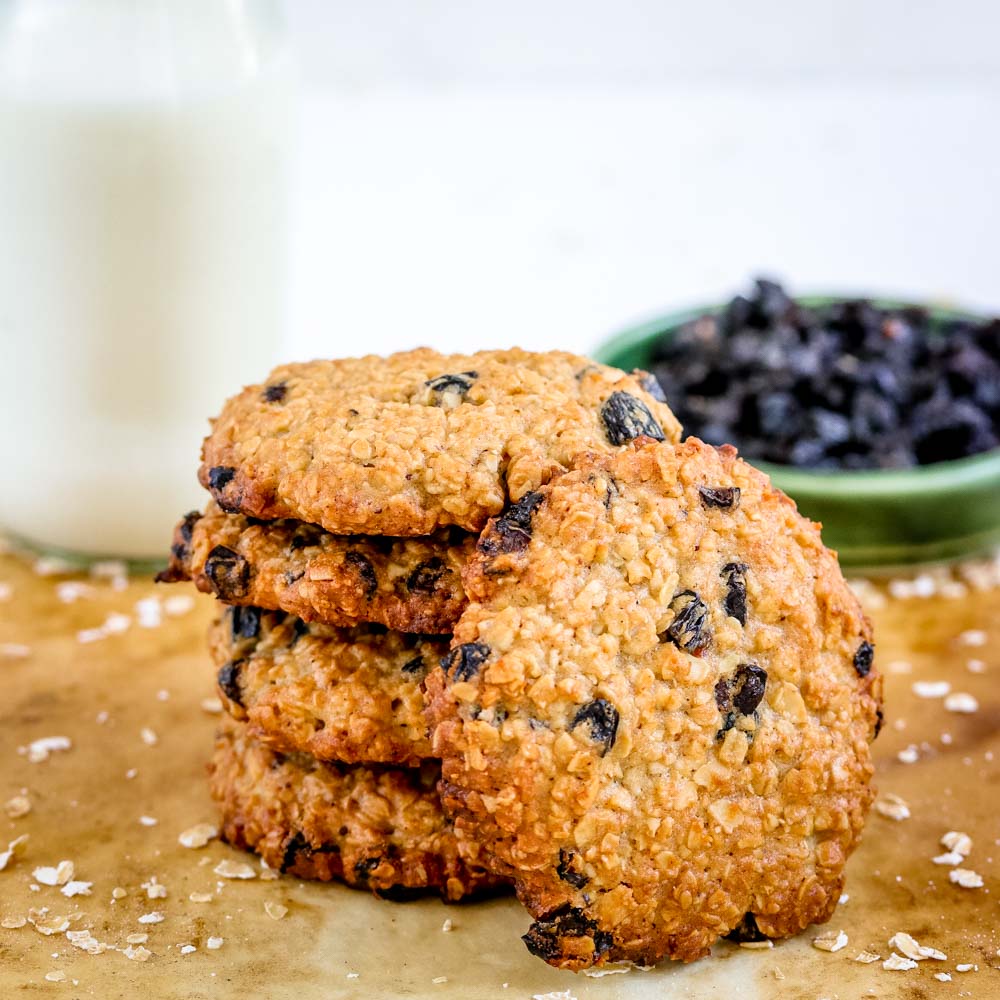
158, 503, 472, 634
427, 437, 882, 970
199, 348, 681, 536
209, 718, 504, 902
209, 606, 447, 767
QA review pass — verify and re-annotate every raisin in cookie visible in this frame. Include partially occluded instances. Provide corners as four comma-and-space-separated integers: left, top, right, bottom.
199, 349, 681, 536
159, 503, 472, 634
427, 438, 882, 970
209, 718, 504, 901
209, 606, 447, 767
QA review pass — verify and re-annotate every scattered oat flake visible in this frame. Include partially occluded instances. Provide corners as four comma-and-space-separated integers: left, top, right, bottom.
214, 859, 255, 880
56, 581, 93, 603
432, 976, 448, 984
935, 972, 952, 982
883, 952, 918, 971
958, 629, 987, 646
143, 878, 167, 900
29, 909, 70, 935
941, 831, 973, 856
26, 736, 72, 763
112, 887, 127, 900
944, 692, 979, 714
140, 728, 158, 747
875, 794, 910, 821
200, 697, 224, 715
812, 929, 848, 953
853, 951, 880, 963
2, 916, 26, 928
178, 823, 218, 849
103, 612, 131, 634
164, 593, 195, 616
91, 559, 127, 580
67, 929, 112, 955
441, 918, 453, 932
739, 940, 774, 950
125, 768, 138, 780
264, 901, 288, 920
34, 556, 73, 576
0, 581, 11, 601
532, 992, 576, 1000
123, 944, 152, 962
0, 642, 30, 659
180, 944, 196, 955
896, 744, 919, 764
45, 970, 66, 983
4, 795, 31, 818
949, 868, 984, 888
955, 963, 978, 972
967, 658, 986, 674
126, 933, 149, 945
76, 627, 106, 644
933, 851, 965, 866
888, 932, 946, 961
139, 816, 158, 827
206, 936, 223, 950
138, 912, 164, 924
61, 881, 92, 898
912, 680, 951, 698
0, 835, 29, 872
189, 892, 212, 903
135, 597, 162, 628
33, 861, 74, 886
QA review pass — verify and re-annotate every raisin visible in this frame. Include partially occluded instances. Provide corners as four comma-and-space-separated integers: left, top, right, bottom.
208, 466, 236, 490
230, 605, 261, 641
721, 562, 748, 625
353, 856, 382, 881
874, 706, 884, 739
715, 664, 767, 738
633, 368, 668, 403
280, 831, 310, 873
345, 551, 378, 598
290, 617, 309, 645
157, 510, 201, 581
424, 371, 478, 398
522, 905, 610, 963
698, 486, 741, 509
284, 569, 305, 585
178, 509, 200, 544
204, 545, 251, 600
661, 590, 711, 654
262, 381, 287, 403
217, 660, 244, 707
600, 391, 666, 446
478, 492, 544, 557
726, 912, 768, 943
406, 557, 446, 593
556, 849, 589, 888
442, 642, 490, 682
401, 655, 425, 675
853, 640, 874, 677
569, 699, 620, 756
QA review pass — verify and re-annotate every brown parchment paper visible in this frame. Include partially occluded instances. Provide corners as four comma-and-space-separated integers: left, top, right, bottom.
1, 550, 999, 999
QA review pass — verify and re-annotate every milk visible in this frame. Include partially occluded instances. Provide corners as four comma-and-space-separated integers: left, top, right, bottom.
0, 2, 291, 560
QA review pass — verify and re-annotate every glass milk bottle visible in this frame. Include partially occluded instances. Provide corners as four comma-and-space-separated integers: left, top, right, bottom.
0, 0, 291, 562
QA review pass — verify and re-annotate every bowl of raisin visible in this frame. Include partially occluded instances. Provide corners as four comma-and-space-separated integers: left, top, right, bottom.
595, 279, 1000, 568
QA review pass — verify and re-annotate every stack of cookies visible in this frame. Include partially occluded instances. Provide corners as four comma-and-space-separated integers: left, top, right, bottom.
159, 347, 883, 970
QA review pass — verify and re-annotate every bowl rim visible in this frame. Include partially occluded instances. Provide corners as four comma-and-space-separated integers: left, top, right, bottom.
596, 293, 1000, 495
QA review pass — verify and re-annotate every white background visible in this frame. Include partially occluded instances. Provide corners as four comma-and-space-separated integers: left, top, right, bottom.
282, 1, 1000, 360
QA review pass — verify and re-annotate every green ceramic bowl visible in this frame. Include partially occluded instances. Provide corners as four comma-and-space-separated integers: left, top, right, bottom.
595, 297, 1000, 571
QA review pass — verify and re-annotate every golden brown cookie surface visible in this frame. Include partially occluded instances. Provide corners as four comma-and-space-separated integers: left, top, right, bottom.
209, 606, 447, 767
427, 438, 882, 969
159, 503, 472, 633
209, 718, 504, 901
199, 349, 681, 536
